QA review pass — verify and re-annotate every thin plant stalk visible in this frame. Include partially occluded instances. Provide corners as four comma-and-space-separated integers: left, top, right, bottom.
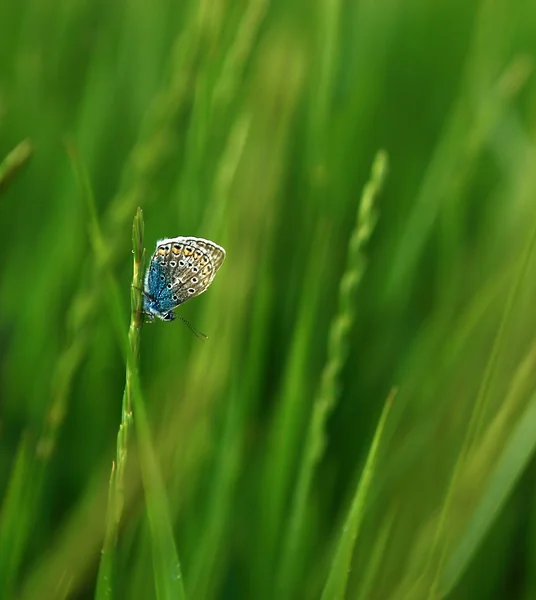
95, 208, 145, 599
276, 150, 389, 597
115, 207, 145, 526
66, 145, 140, 598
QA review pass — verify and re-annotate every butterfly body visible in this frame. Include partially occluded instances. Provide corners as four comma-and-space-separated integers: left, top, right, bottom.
143, 236, 226, 322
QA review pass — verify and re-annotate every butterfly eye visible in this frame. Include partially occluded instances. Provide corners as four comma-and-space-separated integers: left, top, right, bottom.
192, 277, 198, 284
169, 261, 177, 267
179, 260, 185, 267
188, 288, 195, 294
172, 294, 178, 301
160, 275, 165, 281
192, 267, 199, 273
167, 283, 172, 289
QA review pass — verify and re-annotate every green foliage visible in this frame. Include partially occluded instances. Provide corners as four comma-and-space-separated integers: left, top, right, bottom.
1, 0, 536, 599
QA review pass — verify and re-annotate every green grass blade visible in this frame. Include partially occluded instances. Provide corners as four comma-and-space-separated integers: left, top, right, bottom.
69, 145, 185, 600
126, 210, 186, 600
386, 0, 523, 300
277, 150, 388, 598
45, 15, 206, 488
6, 2, 536, 599
0, 435, 33, 597
68, 145, 137, 599
0, 138, 33, 194
439, 390, 536, 596
94, 463, 117, 600
355, 508, 398, 600
321, 389, 395, 600
116, 215, 187, 600
187, 384, 243, 600
130, 376, 187, 600
425, 173, 536, 596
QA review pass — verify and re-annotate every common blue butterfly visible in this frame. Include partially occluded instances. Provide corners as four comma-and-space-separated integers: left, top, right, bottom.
143, 236, 226, 323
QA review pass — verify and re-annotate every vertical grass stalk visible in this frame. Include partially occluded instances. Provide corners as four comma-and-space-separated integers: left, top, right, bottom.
116, 207, 145, 522
276, 150, 389, 597
95, 208, 145, 599
67, 143, 138, 598
71, 149, 185, 600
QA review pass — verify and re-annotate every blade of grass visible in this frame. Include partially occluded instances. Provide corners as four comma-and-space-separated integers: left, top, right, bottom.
0, 434, 34, 597
259, 222, 331, 588
321, 388, 395, 600
95, 462, 117, 600
439, 390, 536, 596
125, 211, 186, 600
67, 144, 135, 599
276, 150, 388, 598
44, 8, 209, 489
130, 371, 187, 600
355, 507, 398, 600
0, 138, 33, 194
424, 168, 536, 598
69, 145, 186, 600
187, 276, 274, 599
387, 0, 523, 301
95, 208, 145, 600
186, 381, 247, 599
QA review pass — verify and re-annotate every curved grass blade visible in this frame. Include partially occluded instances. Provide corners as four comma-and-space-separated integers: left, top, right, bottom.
438, 391, 536, 596
321, 389, 395, 600
424, 167, 536, 597
276, 150, 388, 598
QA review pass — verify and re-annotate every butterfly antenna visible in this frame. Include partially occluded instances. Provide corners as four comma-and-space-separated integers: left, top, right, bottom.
178, 314, 208, 341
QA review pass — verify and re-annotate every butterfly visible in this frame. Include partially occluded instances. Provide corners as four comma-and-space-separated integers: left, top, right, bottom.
143, 236, 226, 326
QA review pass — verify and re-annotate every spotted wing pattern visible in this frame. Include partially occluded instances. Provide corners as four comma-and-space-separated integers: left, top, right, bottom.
143, 236, 225, 321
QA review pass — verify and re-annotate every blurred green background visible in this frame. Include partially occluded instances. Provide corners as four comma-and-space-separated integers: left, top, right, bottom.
2, 0, 536, 598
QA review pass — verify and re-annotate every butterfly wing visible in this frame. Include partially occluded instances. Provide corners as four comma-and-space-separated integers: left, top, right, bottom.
143, 244, 177, 319
151, 236, 225, 309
